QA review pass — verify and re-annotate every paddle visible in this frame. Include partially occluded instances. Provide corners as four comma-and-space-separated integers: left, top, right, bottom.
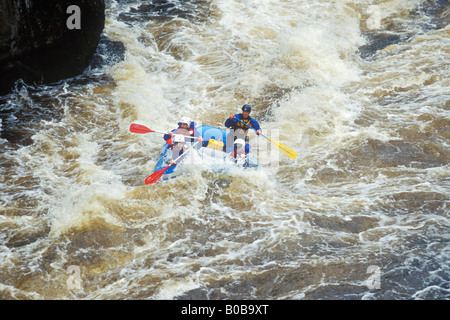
235, 118, 297, 159
129, 123, 166, 135
144, 141, 199, 185
130, 123, 200, 143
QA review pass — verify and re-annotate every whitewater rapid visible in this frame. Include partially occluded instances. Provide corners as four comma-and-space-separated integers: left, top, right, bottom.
0, 0, 449, 300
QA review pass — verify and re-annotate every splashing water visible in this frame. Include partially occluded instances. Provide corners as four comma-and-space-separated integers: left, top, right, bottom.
0, 0, 449, 300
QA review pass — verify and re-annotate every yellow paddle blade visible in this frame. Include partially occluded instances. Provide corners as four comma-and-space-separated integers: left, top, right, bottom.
266, 137, 298, 159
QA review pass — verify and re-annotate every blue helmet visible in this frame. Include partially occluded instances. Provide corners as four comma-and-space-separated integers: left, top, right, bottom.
242, 104, 251, 113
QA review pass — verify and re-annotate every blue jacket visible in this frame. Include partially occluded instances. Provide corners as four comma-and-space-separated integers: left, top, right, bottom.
224, 114, 261, 132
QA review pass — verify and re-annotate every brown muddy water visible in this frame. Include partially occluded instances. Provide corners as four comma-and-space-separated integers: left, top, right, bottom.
0, 0, 449, 300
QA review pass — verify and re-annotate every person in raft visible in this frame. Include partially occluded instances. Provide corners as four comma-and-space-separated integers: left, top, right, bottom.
164, 117, 203, 146
164, 117, 203, 165
225, 104, 262, 135
169, 134, 188, 165
224, 104, 261, 147
227, 138, 251, 159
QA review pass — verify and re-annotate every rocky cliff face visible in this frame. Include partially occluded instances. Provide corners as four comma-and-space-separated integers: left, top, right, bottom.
0, 0, 105, 95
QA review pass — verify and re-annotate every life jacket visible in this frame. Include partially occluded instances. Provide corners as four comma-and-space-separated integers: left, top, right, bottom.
166, 124, 196, 146
234, 115, 252, 131
172, 141, 188, 159
230, 146, 247, 159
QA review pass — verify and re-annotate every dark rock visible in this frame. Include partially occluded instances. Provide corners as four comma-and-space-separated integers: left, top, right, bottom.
91, 34, 126, 69
0, 0, 105, 95
358, 33, 404, 59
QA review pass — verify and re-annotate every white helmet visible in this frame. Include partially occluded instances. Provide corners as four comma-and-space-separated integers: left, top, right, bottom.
234, 139, 245, 146
173, 134, 185, 143
180, 117, 190, 125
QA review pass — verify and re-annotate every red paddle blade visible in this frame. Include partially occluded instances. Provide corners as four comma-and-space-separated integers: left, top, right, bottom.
144, 165, 170, 185
130, 123, 154, 134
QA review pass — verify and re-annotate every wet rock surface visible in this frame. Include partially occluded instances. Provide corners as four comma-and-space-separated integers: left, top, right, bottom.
0, 0, 105, 95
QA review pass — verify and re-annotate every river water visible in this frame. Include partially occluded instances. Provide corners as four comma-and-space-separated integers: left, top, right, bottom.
0, 0, 449, 300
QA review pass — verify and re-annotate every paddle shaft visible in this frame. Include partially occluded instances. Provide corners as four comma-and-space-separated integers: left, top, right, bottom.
145, 141, 199, 184
130, 123, 199, 140
235, 118, 297, 159
170, 141, 199, 165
